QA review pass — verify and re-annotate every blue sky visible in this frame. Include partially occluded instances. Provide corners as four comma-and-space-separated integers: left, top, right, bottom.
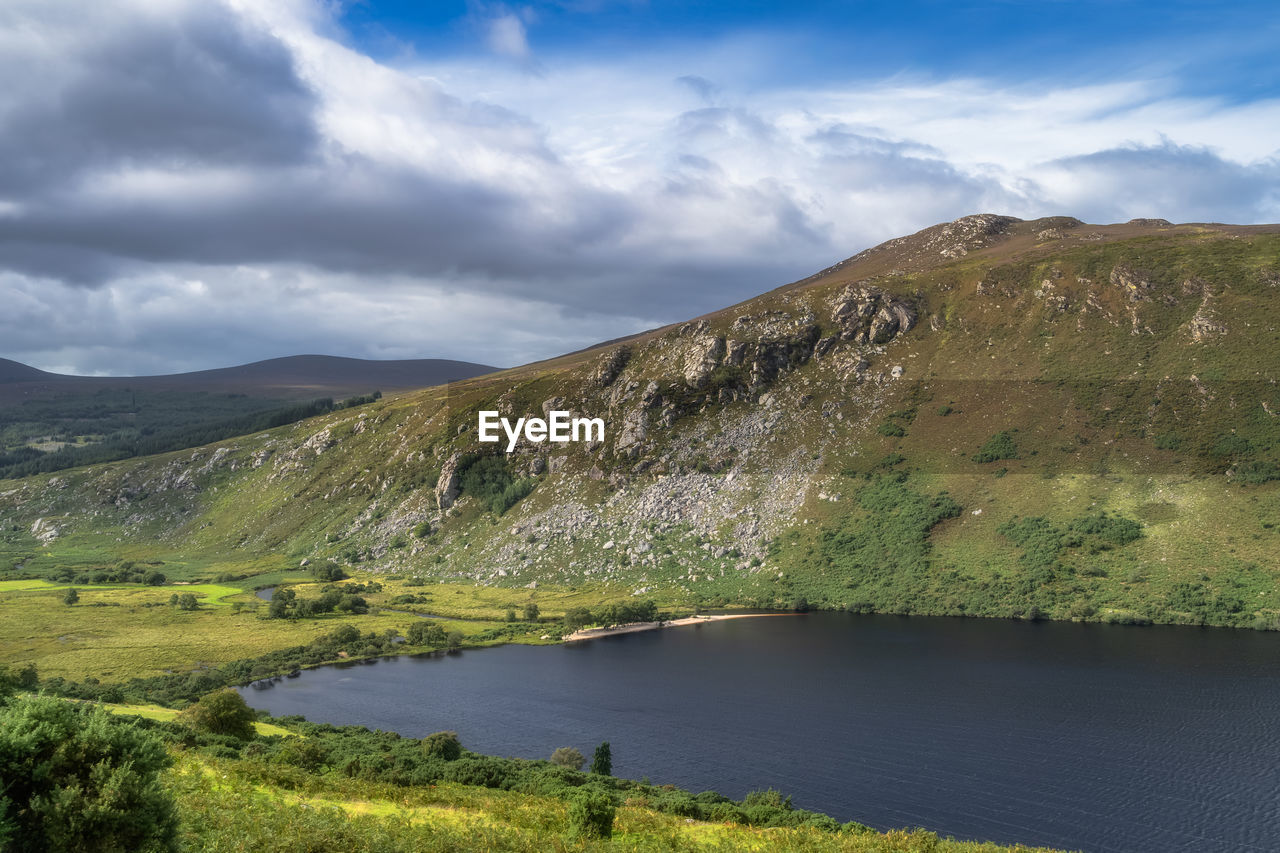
0, 0, 1277, 374
341, 0, 1280, 97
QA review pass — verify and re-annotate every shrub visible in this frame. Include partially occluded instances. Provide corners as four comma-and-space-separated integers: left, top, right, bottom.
567, 787, 615, 839
876, 422, 906, 437
0, 696, 178, 852
0, 663, 37, 701
1069, 512, 1144, 546
973, 431, 1018, 463
422, 730, 462, 761
1234, 460, 1280, 484
550, 746, 585, 770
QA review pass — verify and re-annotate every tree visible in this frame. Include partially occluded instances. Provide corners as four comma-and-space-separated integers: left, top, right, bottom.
590, 741, 612, 776
563, 607, 594, 631
0, 663, 38, 703
62, 587, 79, 606
550, 746, 585, 770
170, 592, 198, 611
309, 561, 347, 582
335, 594, 368, 614
405, 621, 447, 646
0, 695, 178, 852
567, 786, 615, 839
142, 571, 166, 586
422, 730, 462, 761
523, 602, 540, 622
179, 689, 256, 740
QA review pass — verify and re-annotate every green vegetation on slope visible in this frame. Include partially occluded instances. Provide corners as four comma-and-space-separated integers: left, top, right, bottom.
0, 688, 1064, 853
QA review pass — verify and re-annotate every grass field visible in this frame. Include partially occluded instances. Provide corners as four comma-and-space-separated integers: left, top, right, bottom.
169, 752, 1062, 853
0, 570, 690, 683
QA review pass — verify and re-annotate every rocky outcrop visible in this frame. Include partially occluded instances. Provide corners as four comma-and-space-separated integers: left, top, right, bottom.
683, 336, 726, 389
435, 452, 463, 510
749, 325, 820, 388
591, 346, 631, 388
829, 286, 917, 345
615, 409, 648, 457
1109, 264, 1156, 302
1186, 279, 1228, 342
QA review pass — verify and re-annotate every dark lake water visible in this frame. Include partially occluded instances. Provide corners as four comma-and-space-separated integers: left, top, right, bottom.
238, 612, 1280, 853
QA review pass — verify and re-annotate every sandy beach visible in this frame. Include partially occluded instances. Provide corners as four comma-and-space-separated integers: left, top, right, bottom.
562, 612, 785, 642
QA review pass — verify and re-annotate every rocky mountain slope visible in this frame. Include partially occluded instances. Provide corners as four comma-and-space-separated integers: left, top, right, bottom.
4, 215, 1280, 628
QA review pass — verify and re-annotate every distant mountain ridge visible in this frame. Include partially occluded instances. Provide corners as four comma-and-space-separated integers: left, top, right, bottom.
0, 354, 499, 402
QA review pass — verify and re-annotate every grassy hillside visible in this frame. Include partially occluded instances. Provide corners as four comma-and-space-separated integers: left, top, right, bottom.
3, 214, 1280, 635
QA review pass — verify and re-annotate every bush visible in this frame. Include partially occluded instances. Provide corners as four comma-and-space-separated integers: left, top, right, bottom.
1234, 460, 1280, 484
0, 696, 178, 852
0, 663, 38, 701
179, 689, 257, 740
422, 730, 462, 762
567, 787, 615, 839
973, 430, 1018, 463
550, 746, 585, 770
876, 422, 906, 437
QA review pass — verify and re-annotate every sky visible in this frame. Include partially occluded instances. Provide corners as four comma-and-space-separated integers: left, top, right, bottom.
2, 0, 1278, 376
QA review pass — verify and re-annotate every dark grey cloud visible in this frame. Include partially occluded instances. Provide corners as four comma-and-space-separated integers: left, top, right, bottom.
0, 1, 317, 195
0, 156, 636, 288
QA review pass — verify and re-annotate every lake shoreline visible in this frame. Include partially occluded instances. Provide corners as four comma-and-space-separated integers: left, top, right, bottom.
562, 612, 789, 642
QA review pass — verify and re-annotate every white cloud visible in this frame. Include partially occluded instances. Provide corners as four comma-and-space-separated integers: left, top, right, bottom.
2, 0, 1279, 375
486, 12, 531, 60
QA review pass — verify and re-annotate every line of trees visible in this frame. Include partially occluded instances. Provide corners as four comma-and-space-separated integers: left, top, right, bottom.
562, 600, 659, 631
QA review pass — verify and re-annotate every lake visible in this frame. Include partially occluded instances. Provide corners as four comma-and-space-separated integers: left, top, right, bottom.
238, 612, 1280, 852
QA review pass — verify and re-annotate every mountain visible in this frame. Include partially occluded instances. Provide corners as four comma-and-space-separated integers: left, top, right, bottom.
4, 214, 1280, 629
0, 358, 57, 384
0, 354, 499, 402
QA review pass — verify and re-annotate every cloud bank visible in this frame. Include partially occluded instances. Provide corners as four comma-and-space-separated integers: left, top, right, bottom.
1, 0, 1278, 374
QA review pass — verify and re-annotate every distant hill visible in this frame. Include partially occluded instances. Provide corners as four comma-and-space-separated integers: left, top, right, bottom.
0, 354, 498, 479
0, 358, 56, 384
0, 355, 498, 403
